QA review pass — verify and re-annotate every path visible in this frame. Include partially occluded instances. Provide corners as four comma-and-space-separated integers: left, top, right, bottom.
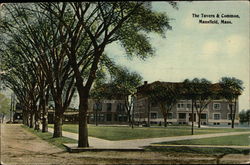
0, 124, 222, 164
1, 124, 250, 164
1, 124, 66, 164
48, 127, 250, 148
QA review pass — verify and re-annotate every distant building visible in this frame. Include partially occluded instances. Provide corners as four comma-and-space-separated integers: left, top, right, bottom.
134, 81, 239, 126
48, 99, 127, 124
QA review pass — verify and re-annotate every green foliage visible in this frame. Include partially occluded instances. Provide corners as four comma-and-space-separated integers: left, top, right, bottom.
182, 78, 213, 100
0, 92, 10, 116
147, 82, 180, 124
116, 3, 172, 59
148, 82, 179, 106
239, 109, 250, 123
91, 66, 142, 100
1, 2, 176, 145
219, 77, 244, 101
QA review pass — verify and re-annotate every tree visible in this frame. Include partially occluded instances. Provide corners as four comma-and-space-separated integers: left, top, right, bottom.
110, 66, 142, 128
182, 79, 197, 135
239, 109, 250, 125
91, 66, 142, 128
192, 78, 213, 128
40, 2, 174, 147
219, 77, 243, 128
1, 3, 76, 136
0, 92, 10, 123
147, 82, 180, 127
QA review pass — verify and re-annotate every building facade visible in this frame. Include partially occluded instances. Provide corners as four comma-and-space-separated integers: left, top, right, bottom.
134, 81, 239, 126
48, 99, 128, 124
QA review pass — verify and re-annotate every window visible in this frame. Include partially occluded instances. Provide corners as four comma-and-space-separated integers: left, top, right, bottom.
179, 113, 186, 119
189, 113, 196, 122
106, 114, 112, 121
167, 113, 173, 119
93, 103, 102, 111
213, 114, 221, 120
114, 114, 118, 121
99, 114, 105, 122
213, 103, 221, 110
228, 114, 235, 120
187, 104, 191, 108
151, 102, 157, 107
106, 103, 112, 112
177, 103, 184, 109
150, 112, 157, 119
201, 114, 207, 119
195, 104, 200, 108
118, 114, 127, 122
228, 103, 236, 110
116, 103, 125, 112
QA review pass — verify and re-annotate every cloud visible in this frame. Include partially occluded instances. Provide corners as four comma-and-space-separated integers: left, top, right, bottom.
224, 35, 248, 57
201, 40, 219, 58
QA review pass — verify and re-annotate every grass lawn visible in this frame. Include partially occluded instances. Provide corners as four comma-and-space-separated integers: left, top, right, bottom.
21, 125, 77, 150
48, 124, 250, 141
148, 133, 250, 155
159, 133, 250, 146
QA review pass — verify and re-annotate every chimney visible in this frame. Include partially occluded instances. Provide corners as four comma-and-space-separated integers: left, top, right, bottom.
144, 81, 148, 85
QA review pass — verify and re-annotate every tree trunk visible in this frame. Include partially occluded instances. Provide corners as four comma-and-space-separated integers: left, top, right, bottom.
95, 107, 98, 126
25, 111, 29, 126
164, 116, 167, 127
232, 99, 237, 129
78, 94, 89, 147
128, 112, 132, 127
147, 99, 151, 127
29, 112, 34, 128
22, 110, 26, 125
229, 101, 234, 128
42, 98, 48, 132
53, 110, 63, 137
191, 100, 194, 135
23, 110, 28, 126
131, 109, 134, 129
1, 115, 4, 123
198, 111, 201, 128
34, 107, 40, 131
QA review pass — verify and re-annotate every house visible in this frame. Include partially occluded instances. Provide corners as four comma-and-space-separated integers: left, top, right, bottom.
134, 81, 239, 126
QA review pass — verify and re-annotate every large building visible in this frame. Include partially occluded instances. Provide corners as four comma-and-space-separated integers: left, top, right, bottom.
14, 81, 240, 126
134, 81, 239, 126
48, 99, 128, 124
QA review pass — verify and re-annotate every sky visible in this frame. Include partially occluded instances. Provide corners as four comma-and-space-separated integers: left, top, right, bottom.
105, 1, 250, 111
1, 1, 249, 111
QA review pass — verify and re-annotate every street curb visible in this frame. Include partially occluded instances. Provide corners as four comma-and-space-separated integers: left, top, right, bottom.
149, 144, 250, 149
63, 143, 145, 153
